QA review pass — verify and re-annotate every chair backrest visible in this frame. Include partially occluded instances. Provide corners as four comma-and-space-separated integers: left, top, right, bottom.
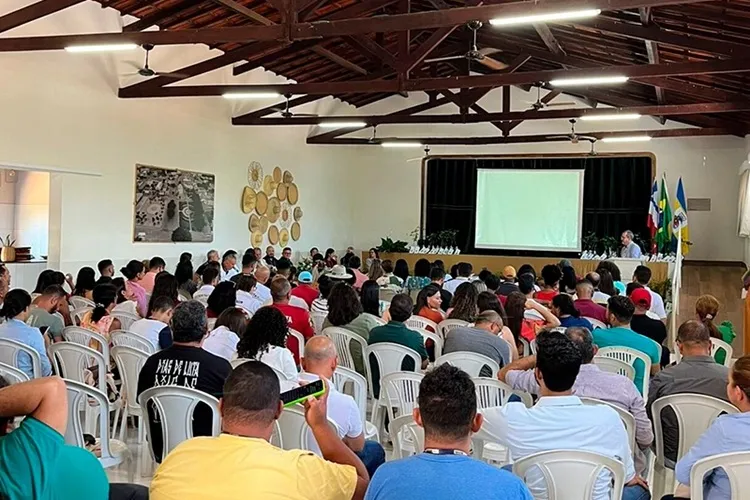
0, 338, 41, 378
110, 329, 156, 354
379, 288, 397, 302
364, 343, 421, 400
0, 361, 29, 383
381, 371, 424, 421
48, 342, 108, 393
584, 317, 608, 330
410, 327, 444, 359
596, 347, 652, 395
111, 345, 149, 413
332, 366, 368, 429
405, 316, 439, 333
473, 377, 533, 409
69, 296, 96, 310
139, 385, 221, 462
276, 404, 340, 452
710, 337, 733, 366
437, 319, 469, 338
518, 336, 531, 358
310, 311, 327, 335
63, 379, 119, 467
72, 306, 92, 325
689, 451, 750, 500
592, 356, 636, 381
530, 338, 538, 355
323, 327, 367, 372
110, 311, 139, 330
579, 397, 637, 454
287, 328, 305, 360
652, 393, 739, 466
230, 357, 290, 381
389, 414, 425, 459
63, 326, 110, 364
435, 351, 499, 378
513, 449, 626, 500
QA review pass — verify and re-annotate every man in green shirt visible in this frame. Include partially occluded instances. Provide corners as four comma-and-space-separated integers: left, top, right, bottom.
592, 295, 661, 396
27, 285, 66, 341
368, 293, 428, 397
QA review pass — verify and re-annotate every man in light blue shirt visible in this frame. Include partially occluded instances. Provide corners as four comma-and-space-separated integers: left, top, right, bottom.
620, 230, 642, 259
365, 364, 532, 500
0, 289, 53, 379
483, 330, 650, 500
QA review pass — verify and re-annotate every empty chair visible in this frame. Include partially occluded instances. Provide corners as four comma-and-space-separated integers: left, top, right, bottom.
405, 316, 439, 333
592, 356, 636, 381
381, 371, 423, 421
110, 311, 139, 331
324, 327, 367, 374
138, 385, 221, 462
389, 414, 425, 459
111, 345, 149, 442
584, 317, 608, 330
710, 337, 733, 367
689, 451, 750, 500
332, 366, 378, 441
435, 351, 499, 378
0, 337, 42, 378
0, 361, 29, 384
111, 329, 156, 354
596, 346, 652, 396
437, 319, 468, 338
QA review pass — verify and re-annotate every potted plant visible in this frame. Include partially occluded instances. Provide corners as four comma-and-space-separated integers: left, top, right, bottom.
1, 235, 15, 263
376, 237, 409, 253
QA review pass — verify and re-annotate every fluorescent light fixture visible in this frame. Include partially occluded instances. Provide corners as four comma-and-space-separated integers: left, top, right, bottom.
222, 92, 281, 99
64, 43, 138, 53
381, 142, 423, 148
580, 113, 642, 121
549, 75, 629, 87
490, 8, 600, 27
318, 121, 367, 129
601, 135, 652, 143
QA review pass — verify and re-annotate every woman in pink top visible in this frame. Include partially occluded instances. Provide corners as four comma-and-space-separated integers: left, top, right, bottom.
121, 260, 148, 317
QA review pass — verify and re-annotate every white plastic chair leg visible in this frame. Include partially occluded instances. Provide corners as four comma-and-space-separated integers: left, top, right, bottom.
118, 407, 128, 442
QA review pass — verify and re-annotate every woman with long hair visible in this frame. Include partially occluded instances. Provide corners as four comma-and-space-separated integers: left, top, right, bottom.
0, 289, 52, 377
73, 267, 96, 299
324, 248, 337, 268
175, 259, 196, 299
596, 260, 626, 295
404, 258, 432, 293
368, 260, 385, 284
560, 266, 578, 295
393, 259, 409, 285
696, 294, 736, 365
203, 307, 250, 362
206, 281, 237, 319
550, 294, 593, 330
505, 291, 561, 347
121, 260, 148, 317
148, 272, 179, 316
413, 283, 445, 326
366, 248, 380, 272
447, 282, 479, 322
477, 291, 517, 359
360, 280, 382, 317
236, 306, 297, 381
81, 283, 122, 343
598, 269, 619, 298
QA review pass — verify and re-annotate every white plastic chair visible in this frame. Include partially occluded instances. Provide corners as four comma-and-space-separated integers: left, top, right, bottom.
592, 356, 636, 381
276, 404, 340, 453
332, 366, 378, 441
138, 385, 221, 462
579, 397, 637, 454
69, 296, 96, 310
111, 329, 156, 354
435, 351, 499, 378
323, 327, 367, 373
584, 317, 608, 330
287, 328, 305, 361
405, 316, 439, 333
389, 414, 425, 459
437, 319, 468, 338
0, 361, 29, 384
513, 449, 626, 500
596, 346, 652, 396
231, 358, 290, 382
0, 338, 42, 378
111, 346, 149, 442
381, 371, 423, 421
530, 338, 538, 355
379, 288, 397, 302
310, 311, 327, 335
710, 337, 733, 366
111, 311, 139, 331
63, 326, 110, 365
411, 327, 444, 359
72, 306, 93, 325
518, 337, 531, 358
689, 451, 750, 500
474, 377, 533, 409
63, 379, 131, 476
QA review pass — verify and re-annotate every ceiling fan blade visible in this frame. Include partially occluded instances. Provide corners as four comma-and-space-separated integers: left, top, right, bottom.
293, 113, 319, 117
121, 72, 142, 76
424, 55, 464, 63
545, 101, 577, 107
153, 71, 193, 79
478, 56, 508, 71
477, 47, 502, 57
548, 135, 573, 140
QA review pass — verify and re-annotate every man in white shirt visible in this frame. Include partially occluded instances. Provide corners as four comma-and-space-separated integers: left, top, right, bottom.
235, 275, 262, 315
299, 336, 385, 477
193, 267, 219, 304
620, 230, 642, 259
633, 265, 667, 322
443, 262, 472, 294
129, 296, 175, 350
483, 330, 649, 500
252, 266, 272, 304
220, 250, 239, 282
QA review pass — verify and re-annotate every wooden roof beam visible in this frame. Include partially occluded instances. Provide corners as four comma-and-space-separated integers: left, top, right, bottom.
344, 35, 401, 72
639, 7, 666, 124
0, 0, 84, 34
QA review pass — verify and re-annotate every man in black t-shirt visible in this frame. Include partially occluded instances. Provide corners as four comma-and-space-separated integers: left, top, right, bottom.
629, 287, 669, 367
137, 300, 232, 460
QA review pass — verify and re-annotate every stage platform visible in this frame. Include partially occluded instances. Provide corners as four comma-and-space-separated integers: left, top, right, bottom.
373, 252, 671, 283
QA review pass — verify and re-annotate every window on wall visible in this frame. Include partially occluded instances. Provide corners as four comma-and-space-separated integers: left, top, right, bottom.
738, 169, 750, 237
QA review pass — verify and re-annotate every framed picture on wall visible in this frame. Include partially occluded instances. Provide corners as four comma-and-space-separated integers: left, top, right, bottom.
133, 164, 215, 243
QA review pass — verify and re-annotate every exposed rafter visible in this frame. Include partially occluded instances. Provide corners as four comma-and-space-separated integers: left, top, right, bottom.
0, 0, 84, 34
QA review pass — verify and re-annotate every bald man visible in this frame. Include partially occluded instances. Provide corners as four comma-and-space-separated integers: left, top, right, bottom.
300, 337, 385, 476
574, 280, 607, 324
252, 266, 272, 303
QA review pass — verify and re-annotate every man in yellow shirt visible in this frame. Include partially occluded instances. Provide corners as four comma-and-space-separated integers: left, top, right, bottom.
149, 361, 369, 500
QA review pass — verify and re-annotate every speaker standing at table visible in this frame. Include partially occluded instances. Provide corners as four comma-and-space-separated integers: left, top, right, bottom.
619, 230, 642, 259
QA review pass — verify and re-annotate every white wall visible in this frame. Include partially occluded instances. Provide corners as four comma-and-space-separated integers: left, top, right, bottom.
13, 170, 49, 258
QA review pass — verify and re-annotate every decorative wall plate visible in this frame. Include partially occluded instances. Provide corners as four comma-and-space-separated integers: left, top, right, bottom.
277, 182, 287, 201
287, 183, 299, 205
283, 170, 294, 184
262, 175, 277, 196
267, 197, 281, 223
242, 186, 256, 214
248, 162, 263, 190
268, 225, 280, 245
259, 215, 269, 233
251, 231, 263, 247
255, 191, 268, 215
291, 222, 301, 241
293, 206, 303, 221
279, 228, 289, 247
273, 166, 282, 183
248, 213, 261, 232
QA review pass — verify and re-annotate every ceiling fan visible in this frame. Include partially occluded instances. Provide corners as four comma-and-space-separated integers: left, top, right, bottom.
524, 85, 577, 110
587, 138, 599, 156
424, 21, 507, 71
407, 145, 432, 163
549, 119, 597, 145
271, 94, 319, 118
122, 44, 191, 78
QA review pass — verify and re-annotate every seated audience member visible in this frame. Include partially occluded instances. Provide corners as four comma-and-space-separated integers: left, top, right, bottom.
309, 247, 320, 259
365, 248, 379, 272
301, 337, 386, 476
98, 259, 114, 278
129, 296, 175, 351
598, 269, 620, 298
496, 266, 520, 297
574, 280, 608, 323
348, 256, 368, 291
516, 273, 543, 321
150, 271, 179, 306
73, 266, 96, 299
150, 361, 369, 500
111, 277, 139, 315
230, 252, 257, 284
593, 296, 661, 396
263, 246, 278, 268
203, 307, 250, 362
235, 275, 262, 315
500, 327, 654, 462
393, 259, 410, 285
560, 265, 578, 295
81, 284, 122, 340
277, 247, 293, 271
648, 320, 729, 466
534, 264, 562, 302
312, 275, 333, 313
270, 277, 314, 364
414, 284, 446, 326
429, 266, 453, 312
504, 292, 560, 344
444, 262, 472, 294
368, 259, 385, 285
206, 281, 237, 319
477, 293, 516, 352
549, 294, 594, 330
253, 266, 272, 304
481, 273, 500, 294
443, 310, 512, 373
220, 250, 239, 282
696, 294, 736, 366
175, 259, 197, 299
292, 271, 320, 309
484, 330, 648, 500
237, 306, 297, 380
670, 355, 750, 500
596, 261, 626, 296
366, 364, 532, 500
361, 280, 384, 318
381, 259, 404, 287
341, 246, 356, 268
196, 249, 220, 276
585, 272, 611, 302
447, 282, 479, 322
324, 247, 338, 268
121, 260, 148, 317
138, 301, 232, 460
27, 285, 66, 341
629, 288, 669, 368
633, 265, 666, 322
404, 259, 432, 293
368, 294, 428, 397
141, 257, 166, 294
0, 289, 53, 377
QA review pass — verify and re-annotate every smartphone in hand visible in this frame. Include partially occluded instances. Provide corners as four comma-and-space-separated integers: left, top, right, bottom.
280, 380, 325, 408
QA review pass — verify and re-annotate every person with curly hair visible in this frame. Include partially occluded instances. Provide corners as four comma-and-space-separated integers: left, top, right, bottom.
236, 306, 297, 381
447, 282, 479, 322
534, 264, 562, 302
206, 281, 237, 319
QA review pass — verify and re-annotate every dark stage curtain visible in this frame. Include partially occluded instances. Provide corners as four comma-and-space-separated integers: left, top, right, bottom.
422, 156, 653, 256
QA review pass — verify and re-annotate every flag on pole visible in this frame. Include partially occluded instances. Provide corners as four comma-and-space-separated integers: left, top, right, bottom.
655, 174, 673, 253
647, 180, 659, 253
673, 177, 690, 255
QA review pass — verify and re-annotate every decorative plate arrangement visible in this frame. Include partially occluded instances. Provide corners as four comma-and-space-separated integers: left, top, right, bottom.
242, 161, 303, 247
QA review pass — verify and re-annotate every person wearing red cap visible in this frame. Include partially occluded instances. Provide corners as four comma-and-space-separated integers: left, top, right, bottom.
629, 286, 669, 368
